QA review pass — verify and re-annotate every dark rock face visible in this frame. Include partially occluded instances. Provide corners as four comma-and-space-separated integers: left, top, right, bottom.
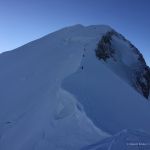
135, 67, 150, 99
95, 31, 115, 61
95, 30, 150, 99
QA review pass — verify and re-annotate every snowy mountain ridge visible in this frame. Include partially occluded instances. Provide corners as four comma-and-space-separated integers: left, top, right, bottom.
0, 24, 150, 150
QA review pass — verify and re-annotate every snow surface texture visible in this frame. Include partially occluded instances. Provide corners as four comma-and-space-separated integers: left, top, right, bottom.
0, 24, 149, 150
81, 130, 150, 150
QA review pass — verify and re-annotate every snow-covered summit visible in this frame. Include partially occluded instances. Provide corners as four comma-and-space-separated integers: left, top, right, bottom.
0, 24, 150, 150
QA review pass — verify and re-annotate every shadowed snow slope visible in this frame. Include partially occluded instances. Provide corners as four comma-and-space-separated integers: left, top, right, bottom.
0, 24, 149, 150
62, 46, 150, 134
81, 130, 150, 150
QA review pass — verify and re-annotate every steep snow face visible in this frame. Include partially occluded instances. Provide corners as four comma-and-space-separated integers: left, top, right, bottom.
62, 26, 150, 135
95, 30, 150, 99
62, 43, 150, 135
0, 24, 112, 150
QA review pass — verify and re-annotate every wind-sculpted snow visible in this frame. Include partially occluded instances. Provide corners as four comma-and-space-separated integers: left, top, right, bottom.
0, 24, 149, 150
0, 24, 111, 150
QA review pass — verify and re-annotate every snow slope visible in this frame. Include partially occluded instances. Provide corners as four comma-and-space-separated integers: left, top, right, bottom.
81, 130, 150, 150
62, 35, 150, 134
0, 24, 149, 149
0, 25, 111, 150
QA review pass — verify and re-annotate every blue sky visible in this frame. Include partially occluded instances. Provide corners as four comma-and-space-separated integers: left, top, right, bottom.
0, 0, 149, 65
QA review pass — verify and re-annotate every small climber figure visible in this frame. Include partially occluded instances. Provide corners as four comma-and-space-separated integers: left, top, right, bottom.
81, 66, 83, 70
82, 54, 85, 57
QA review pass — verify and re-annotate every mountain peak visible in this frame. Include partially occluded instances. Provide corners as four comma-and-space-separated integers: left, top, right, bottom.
0, 25, 150, 150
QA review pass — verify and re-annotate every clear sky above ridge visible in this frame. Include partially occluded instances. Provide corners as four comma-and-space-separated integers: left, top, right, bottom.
0, 0, 149, 65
